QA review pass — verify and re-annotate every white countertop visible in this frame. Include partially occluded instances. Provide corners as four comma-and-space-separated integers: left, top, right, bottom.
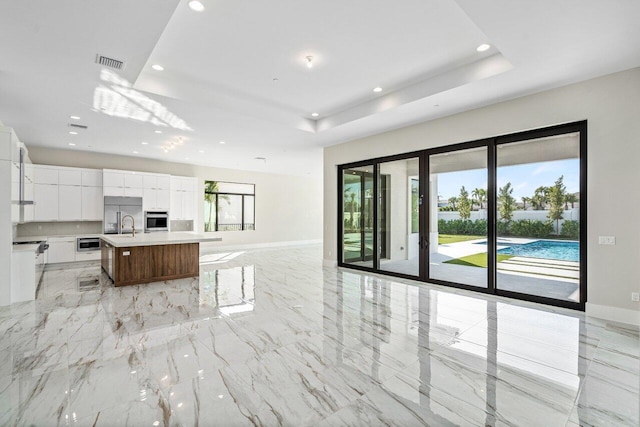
100, 232, 222, 248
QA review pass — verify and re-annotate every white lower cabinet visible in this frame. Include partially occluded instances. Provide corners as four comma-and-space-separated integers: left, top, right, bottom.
75, 251, 101, 262
47, 237, 76, 263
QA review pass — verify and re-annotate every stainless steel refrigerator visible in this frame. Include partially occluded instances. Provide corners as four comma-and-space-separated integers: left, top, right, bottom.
103, 196, 143, 234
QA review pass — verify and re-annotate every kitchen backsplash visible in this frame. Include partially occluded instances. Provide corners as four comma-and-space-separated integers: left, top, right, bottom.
17, 222, 103, 237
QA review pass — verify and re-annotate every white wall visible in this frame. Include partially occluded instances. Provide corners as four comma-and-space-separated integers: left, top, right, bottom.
26, 147, 323, 248
324, 67, 640, 322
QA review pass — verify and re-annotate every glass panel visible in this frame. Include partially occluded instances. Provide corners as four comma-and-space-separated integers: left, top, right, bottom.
204, 193, 216, 232
429, 147, 488, 288
342, 166, 374, 268
496, 132, 581, 302
244, 195, 255, 230
218, 194, 243, 231
377, 157, 420, 276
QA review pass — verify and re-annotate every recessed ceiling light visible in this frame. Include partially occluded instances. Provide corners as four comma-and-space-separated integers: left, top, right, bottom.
199, 150, 205, 153
68, 142, 76, 146
476, 43, 491, 52
69, 115, 80, 120
141, 141, 148, 145
151, 64, 164, 71
133, 151, 139, 154
69, 131, 78, 135
154, 130, 162, 134
311, 113, 319, 117
373, 87, 382, 93
305, 56, 314, 68
219, 141, 225, 144
188, 0, 205, 12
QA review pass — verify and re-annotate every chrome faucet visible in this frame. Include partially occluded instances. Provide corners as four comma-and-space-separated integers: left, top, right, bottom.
121, 215, 136, 237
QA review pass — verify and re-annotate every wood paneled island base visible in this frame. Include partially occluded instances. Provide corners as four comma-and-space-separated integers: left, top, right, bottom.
102, 242, 199, 286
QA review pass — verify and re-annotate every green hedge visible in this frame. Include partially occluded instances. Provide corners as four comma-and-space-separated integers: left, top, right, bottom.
561, 220, 580, 239
438, 219, 487, 235
439, 218, 579, 239
508, 220, 554, 238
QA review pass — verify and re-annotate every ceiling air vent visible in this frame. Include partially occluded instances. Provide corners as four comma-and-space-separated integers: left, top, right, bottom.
95, 54, 125, 70
68, 123, 88, 129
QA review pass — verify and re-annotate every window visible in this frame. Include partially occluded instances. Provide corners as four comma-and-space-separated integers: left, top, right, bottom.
204, 181, 255, 231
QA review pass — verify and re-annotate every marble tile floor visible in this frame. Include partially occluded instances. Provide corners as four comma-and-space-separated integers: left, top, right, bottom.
0, 244, 638, 426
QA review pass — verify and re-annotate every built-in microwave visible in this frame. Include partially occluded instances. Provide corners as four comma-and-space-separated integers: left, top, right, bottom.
145, 211, 169, 232
77, 237, 101, 252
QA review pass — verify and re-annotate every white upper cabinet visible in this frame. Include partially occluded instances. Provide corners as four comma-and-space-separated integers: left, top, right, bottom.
58, 169, 82, 186
157, 175, 170, 190
34, 183, 58, 221
34, 166, 58, 185
81, 186, 103, 220
124, 173, 143, 189
81, 169, 102, 187
103, 171, 125, 188
143, 175, 157, 190
169, 176, 197, 221
58, 185, 82, 220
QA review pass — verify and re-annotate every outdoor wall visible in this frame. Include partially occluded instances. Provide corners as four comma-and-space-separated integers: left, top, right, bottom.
324, 67, 640, 324
27, 147, 323, 248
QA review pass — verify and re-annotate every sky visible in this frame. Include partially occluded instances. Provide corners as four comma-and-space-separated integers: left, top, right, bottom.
437, 159, 580, 201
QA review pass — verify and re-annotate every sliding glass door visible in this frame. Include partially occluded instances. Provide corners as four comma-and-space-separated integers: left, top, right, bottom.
341, 166, 374, 267
337, 121, 586, 310
428, 147, 488, 288
377, 156, 421, 277
496, 131, 582, 303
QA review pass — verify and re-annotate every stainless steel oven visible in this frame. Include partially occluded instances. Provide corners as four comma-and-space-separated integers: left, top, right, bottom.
145, 211, 169, 232
77, 237, 101, 252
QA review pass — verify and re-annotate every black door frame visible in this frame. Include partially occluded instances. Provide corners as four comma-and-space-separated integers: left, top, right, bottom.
337, 120, 587, 311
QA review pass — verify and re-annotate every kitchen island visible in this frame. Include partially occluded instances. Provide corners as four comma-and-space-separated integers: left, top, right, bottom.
101, 232, 222, 286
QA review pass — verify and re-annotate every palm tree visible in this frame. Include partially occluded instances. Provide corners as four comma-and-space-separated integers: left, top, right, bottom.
204, 181, 230, 231
521, 196, 531, 210
472, 188, 486, 210
565, 193, 578, 209
532, 186, 549, 210
448, 197, 458, 210
204, 181, 219, 232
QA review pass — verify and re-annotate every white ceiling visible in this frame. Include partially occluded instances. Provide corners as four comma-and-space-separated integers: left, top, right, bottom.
0, 0, 639, 176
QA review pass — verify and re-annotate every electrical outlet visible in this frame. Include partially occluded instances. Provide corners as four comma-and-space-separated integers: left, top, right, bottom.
632, 292, 640, 302
598, 236, 616, 245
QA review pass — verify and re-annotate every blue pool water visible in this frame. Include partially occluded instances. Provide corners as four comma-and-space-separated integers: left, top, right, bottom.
496, 240, 579, 262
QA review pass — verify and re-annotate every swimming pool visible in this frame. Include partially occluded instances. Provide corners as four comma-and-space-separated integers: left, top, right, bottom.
497, 240, 579, 262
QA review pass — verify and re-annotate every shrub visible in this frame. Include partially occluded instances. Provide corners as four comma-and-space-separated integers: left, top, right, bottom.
561, 220, 580, 239
438, 219, 487, 235
509, 220, 554, 238
497, 221, 510, 236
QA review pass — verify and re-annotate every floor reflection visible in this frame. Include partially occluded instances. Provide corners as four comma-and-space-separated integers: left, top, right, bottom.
0, 245, 637, 426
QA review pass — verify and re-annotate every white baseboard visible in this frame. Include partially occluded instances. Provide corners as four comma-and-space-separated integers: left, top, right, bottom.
323, 259, 337, 268
200, 239, 322, 253
586, 302, 640, 326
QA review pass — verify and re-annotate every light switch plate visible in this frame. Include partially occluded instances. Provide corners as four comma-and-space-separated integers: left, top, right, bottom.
598, 236, 616, 245
632, 292, 640, 302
